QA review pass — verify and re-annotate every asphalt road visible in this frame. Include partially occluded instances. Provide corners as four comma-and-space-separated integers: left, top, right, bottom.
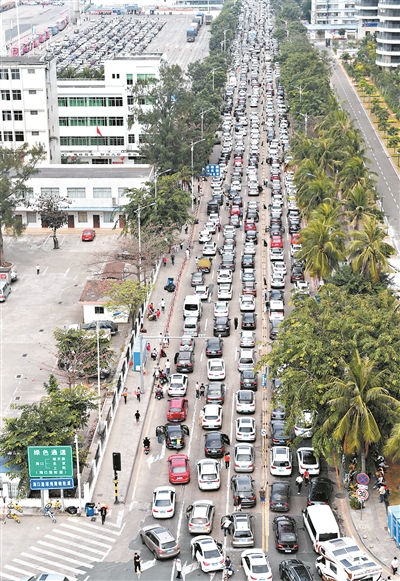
2, 3, 68, 44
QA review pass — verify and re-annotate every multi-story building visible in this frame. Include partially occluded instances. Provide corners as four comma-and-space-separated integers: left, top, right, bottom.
57, 53, 164, 165
0, 56, 60, 163
355, 0, 379, 35
376, 0, 400, 67
310, 0, 357, 26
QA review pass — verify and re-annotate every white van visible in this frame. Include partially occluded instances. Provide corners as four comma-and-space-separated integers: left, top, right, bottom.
0, 280, 11, 302
302, 505, 340, 552
183, 295, 203, 320
183, 316, 199, 337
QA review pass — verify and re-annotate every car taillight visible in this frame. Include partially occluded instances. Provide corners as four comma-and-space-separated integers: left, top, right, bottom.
300, 465, 305, 471
204, 561, 210, 567
153, 509, 159, 512
205, 448, 210, 453
271, 465, 276, 469
277, 543, 284, 548
234, 463, 240, 467
294, 544, 299, 549
284, 503, 289, 506
250, 495, 256, 500
205, 522, 210, 527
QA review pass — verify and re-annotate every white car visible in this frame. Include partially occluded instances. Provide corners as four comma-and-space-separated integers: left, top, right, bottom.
195, 285, 210, 301
240, 295, 256, 312
218, 283, 233, 300
203, 242, 217, 256
236, 417, 256, 441
167, 374, 188, 397
191, 536, 224, 572
217, 269, 233, 284
294, 280, 310, 295
239, 331, 256, 348
221, 242, 235, 255
196, 458, 221, 490
200, 404, 223, 430
297, 447, 320, 476
231, 179, 242, 191
236, 390, 256, 414
294, 410, 317, 438
199, 230, 211, 243
241, 549, 273, 581
270, 446, 293, 476
214, 301, 229, 317
269, 310, 285, 322
243, 242, 256, 255
271, 273, 285, 289
209, 213, 220, 225
205, 221, 217, 234
234, 443, 255, 472
207, 358, 226, 380
291, 243, 302, 257
270, 247, 284, 261
272, 261, 287, 276
223, 225, 236, 237
152, 486, 176, 519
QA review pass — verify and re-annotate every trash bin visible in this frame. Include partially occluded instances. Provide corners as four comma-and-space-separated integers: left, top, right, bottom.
85, 502, 95, 517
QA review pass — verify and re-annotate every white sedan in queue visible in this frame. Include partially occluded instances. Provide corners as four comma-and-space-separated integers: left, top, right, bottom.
167, 374, 188, 397
236, 417, 256, 442
152, 486, 176, 519
217, 269, 233, 284
196, 458, 221, 490
214, 301, 229, 317
191, 536, 225, 572
240, 295, 256, 312
199, 230, 212, 244
207, 358, 226, 380
241, 549, 273, 581
200, 404, 223, 430
218, 283, 233, 300
203, 241, 217, 256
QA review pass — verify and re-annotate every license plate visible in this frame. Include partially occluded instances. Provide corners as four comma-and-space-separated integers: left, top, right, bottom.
160, 510, 166, 514
285, 549, 291, 553
167, 549, 174, 553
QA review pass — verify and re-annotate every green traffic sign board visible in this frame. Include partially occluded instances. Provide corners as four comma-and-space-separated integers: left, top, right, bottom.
27, 446, 73, 478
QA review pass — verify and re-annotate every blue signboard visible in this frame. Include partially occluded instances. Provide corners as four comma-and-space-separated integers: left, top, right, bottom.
262, 373, 267, 387
206, 164, 220, 177
30, 477, 74, 490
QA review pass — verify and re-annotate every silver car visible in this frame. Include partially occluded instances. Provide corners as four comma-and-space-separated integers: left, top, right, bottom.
139, 524, 180, 560
234, 443, 255, 472
186, 500, 215, 534
239, 331, 256, 348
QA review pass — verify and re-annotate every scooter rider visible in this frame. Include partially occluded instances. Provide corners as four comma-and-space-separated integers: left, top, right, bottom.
155, 385, 164, 399
143, 437, 150, 449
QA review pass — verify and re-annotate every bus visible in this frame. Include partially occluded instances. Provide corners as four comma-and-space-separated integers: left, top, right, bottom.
39, 29, 50, 42
56, 16, 68, 31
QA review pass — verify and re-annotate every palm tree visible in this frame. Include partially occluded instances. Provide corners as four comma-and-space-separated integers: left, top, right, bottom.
345, 184, 376, 230
348, 215, 395, 282
296, 175, 338, 218
338, 155, 372, 192
310, 200, 341, 228
296, 218, 346, 281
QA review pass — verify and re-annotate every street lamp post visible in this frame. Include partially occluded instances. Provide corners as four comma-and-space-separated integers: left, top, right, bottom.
223, 29, 228, 51
200, 107, 215, 138
211, 66, 223, 91
191, 139, 205, 210
136, 201, 156, 278
295, 85, 303, 103
296, 111, 308, 136
154, 167, 171, 200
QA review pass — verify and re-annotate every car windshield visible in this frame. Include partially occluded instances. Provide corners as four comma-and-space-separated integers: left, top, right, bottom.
235, 529, 252, 538
253, 564, 270, 573
202, 472, 218, 480
161, 540, 177, 549
169, 407, 182, 413
204, 548, 221, 559
303, 452, 317, 464
155, 499, 171, 507
172, 466, 187, 474
281, 533, 296, 542
239, 392, 253, 401
207, 436, 221, 446
192, 517, 207, 524
237, 453, 252, 461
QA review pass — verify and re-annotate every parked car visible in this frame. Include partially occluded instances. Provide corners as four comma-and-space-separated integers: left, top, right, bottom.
156, 424, 189, 450
273, 516, 299, 552
213, 316, 231, 337
297, 447, 320, 476
270, 482, 291, 512
236, 390, 256, 414
82, 228, 95, 241
279, 560, 313, 581
241, 549, 273, 581
234, 443, 255, 472
166, 398, 188, 422
205, 338, 224, 358
191, 536, 224, 573
200, 404, 223, 430
221, 512, 254, 548
167, 374, 188, 397
307, 477, 333, 506
204, 432, 230, 458
196, 458, 221, 490
81, 320, 118, 334
231, 474, 257, 508
167, 454, 190, 484
176, 351, 194, 373
152, 486, 176, 519
205, 382, 226, 404
270, 446, 293, 476
186, 500, 215, 534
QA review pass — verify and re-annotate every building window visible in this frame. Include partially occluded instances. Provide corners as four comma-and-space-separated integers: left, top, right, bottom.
108, 117, 124, 126
58, 97, 67, 106
14, 111, 23, 121
32, 131, 39, 136
127, 73, 133, 85
128, 134, 136, 144
94, 306, 105, 314
41, 188, 60, 196
109, 136, 124, 145
111, 73, 120, 79
107, 97, 123, 107
15, 131, 24, 141
93, 187, 112, 198
26, 212, 37, 223
2, 111, 12, 121
3, 132, 13, 141
137, 73, 156, 82
67, 187, 86, 198
25, 188, 34, 200
29, 90, 37, 95
12, 90, 22, 100
30, 111, 38, 115
1, 90, 10, 101
103, 212, 114, 223
28, 69, 35, 74
69, 117, 87, 126
118, 187, 128, 196
88, 97, 106, 106
127, 95, 134, 105
0, 69, 9, 80
11, 68, 20, 80
78, 211, 87, 223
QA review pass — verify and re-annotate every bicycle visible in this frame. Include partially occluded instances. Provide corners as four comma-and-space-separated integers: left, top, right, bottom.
44, 505, 56, 523
46, 500, 62, 510
7, 499, 23, 512
7, 510, 20, 524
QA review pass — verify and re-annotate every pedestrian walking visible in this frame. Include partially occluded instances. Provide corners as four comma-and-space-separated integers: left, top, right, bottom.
391, 557, 398, 575
385, 487, 391, 506
163, 256, 167, 267
36, 264, 40, 275
174, 352, 179, 365
135, 388, 141, 402
195, 256, 199, 267
134, 410, 141, 423
380, 484, 387, 503
303, 469, 310, 486
224, 451, 230, 469
185, 249, 190, 260
160, 298, 165, 313
99, 505, 107, 525
165, 359, 171, 375
184, 224, 188, 235
259, 487, 266, 504
176, 558, 182, 579
222, 518, 231, 537
180, 241, 184, 250
195, 381, 200, 398
296, 474, 303, 494
134, 553, 142, 574
197, 184, 200, 194
200, 382, 205, 397
234, 317, 239, 330
122, 388, 128, 404
171, 254, 175, 265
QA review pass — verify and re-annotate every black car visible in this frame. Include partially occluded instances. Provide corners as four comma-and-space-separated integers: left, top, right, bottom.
191, 271, 205, 287
231, 474, 257, 508
156, 424, 190, 450
273, 516, 299, 552
221, 254, 236, 271
208, 201, 219, 214
269, 319, 281, 340
241, 254, 255, 268
289, 222, 301, 234
271, 420, 291, 445
212, 193, 224, 206
271, 377, 283, 391
81, 320, 118, 334
204, 431, 230, 457
279, 560, 313, 581
240, 370, 258, 391
205, 338, 224, 358
307, 477, 333, 506
175, 351, 194, 373
269, 289, 284, 304
242, 312, 257, 330
290, 265, 305, 283
245, 230, 258, 244
214, 316, 231, 337
205, 382, 226, 404
270, 482, 291, 512
269, 223, 284, 236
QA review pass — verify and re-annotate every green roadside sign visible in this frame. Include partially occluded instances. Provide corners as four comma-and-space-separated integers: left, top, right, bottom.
27, 445, 73, 478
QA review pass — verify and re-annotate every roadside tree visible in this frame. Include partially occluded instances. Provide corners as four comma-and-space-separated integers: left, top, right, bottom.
33, 192, 71, 249
104, 280, 152, 324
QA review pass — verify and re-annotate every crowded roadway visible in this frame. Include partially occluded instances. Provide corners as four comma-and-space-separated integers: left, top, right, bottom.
124, 0, 329, 580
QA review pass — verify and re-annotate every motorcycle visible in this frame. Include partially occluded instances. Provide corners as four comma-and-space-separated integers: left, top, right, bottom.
143, 439, 150, 455
155, 389, 164, 400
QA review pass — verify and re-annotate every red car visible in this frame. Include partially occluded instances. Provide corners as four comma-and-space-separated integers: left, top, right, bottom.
168, 454, 190, 484
82, 229, 95, 241
230, 205, 241, 216
167, 398, 189, 422
290, 233, 301, 244
244, 219, 257, 232
271, 235, 283, 248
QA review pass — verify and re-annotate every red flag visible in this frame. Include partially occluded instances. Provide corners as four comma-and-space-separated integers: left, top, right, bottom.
96, 126, 102, 137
